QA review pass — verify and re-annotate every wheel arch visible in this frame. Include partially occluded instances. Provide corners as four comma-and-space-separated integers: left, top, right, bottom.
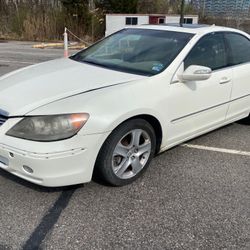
120, 114, 163, 154
93, 114, 163, 185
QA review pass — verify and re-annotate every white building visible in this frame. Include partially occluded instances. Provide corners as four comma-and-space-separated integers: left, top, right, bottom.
105, 14, 199, 36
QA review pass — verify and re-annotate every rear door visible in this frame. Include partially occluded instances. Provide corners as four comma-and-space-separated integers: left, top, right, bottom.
224, 32, 250, 120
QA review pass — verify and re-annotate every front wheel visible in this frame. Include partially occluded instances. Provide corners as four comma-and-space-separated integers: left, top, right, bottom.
94, 119, 156, 186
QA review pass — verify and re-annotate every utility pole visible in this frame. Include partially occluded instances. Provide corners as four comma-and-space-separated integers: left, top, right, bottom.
180, 0, 185, 26
89, 0, 95, 42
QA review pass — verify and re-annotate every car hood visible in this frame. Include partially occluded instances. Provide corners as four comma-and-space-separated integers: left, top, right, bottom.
0, 58, 146, 116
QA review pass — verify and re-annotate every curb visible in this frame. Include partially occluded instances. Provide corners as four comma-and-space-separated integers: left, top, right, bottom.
33, 43, 86, 49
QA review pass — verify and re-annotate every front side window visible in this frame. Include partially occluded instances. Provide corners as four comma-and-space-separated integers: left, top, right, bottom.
71, 29, 194, 76
184, 32, 227, 71
225, 33, 250, 66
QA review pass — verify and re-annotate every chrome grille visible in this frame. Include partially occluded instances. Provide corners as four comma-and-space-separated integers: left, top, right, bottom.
0, 115, 7, 126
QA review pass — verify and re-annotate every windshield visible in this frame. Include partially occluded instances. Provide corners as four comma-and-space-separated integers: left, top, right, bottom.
71, 29, 194, 76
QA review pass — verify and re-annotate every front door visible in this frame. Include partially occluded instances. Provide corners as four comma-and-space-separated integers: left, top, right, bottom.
167, 32, 233, 144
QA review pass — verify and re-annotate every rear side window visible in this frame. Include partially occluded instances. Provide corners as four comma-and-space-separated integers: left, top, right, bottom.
184, 32, 227, 71
225, 33, 250, 66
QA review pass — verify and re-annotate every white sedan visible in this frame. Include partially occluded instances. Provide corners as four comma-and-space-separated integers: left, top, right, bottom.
0, 24, 249, 187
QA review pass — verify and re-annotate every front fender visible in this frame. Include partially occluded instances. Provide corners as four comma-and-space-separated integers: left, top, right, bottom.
27, 78, 169, 145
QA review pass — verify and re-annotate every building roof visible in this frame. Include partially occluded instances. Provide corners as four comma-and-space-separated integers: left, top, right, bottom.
106, 13, 198, 17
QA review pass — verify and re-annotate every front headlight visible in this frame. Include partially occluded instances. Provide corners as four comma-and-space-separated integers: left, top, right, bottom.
6, 113, 89, 141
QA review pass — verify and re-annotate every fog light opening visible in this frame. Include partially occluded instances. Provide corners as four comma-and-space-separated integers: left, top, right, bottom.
23, 165, 34, 174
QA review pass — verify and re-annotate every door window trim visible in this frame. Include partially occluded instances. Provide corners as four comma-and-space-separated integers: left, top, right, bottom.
171, 31, 250, 84
183, 31, 250, 72
183, 31, 229, 72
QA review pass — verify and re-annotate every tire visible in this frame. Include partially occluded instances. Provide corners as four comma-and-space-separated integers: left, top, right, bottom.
94, 119, 156, 186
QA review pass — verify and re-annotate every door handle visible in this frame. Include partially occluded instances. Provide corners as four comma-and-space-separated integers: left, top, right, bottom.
220, 77, 231, 84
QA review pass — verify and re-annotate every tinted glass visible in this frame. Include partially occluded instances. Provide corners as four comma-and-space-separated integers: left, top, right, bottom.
71, 29, 194, 76
225, 33, 250, 65
184, 33, 227, 71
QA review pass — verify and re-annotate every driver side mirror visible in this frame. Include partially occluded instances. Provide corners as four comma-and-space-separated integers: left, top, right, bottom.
179, 65, 212, 82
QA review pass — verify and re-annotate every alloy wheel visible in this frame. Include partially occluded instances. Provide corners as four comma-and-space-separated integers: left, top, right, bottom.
112, 129, 152, 179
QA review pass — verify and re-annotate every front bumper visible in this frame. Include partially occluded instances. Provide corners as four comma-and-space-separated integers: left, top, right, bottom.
0, 118, 109, 186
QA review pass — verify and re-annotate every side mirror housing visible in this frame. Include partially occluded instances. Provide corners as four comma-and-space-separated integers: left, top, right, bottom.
179, 65, 212, 82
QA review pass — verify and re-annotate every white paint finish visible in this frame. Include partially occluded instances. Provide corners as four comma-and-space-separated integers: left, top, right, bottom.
0, 24, 249, 187
105, 15, 149, 36
166, 15, 198, 24
0, 132, 110, 186
182, 143, 250, 157
166, 62, 233, 144
192, 16, 199, 24
105, 14, 198, 36
165, 16, 180, 24
226, 63, 250, 119
0, 58, 145, 116
27, 77, 166, 136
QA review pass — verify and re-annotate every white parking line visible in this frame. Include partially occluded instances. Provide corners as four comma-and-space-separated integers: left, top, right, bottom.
0, 60, 34, 65
182, 143, 250, 157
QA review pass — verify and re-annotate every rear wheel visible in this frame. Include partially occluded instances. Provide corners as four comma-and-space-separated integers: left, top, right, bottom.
94, 119, 156, 186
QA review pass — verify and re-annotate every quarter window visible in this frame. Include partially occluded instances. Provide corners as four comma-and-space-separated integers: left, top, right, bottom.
184, 33, 227, 71
225, 33, 250, 66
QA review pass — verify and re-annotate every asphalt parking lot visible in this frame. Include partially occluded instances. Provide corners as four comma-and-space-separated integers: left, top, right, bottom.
0, 41, 249, 250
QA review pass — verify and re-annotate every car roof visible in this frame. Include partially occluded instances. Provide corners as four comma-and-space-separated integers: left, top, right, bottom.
134, 23, 248, 36
161, 23, 209, 29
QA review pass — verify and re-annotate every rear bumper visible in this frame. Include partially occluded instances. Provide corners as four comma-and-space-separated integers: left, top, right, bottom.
0, 132, 109, 187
